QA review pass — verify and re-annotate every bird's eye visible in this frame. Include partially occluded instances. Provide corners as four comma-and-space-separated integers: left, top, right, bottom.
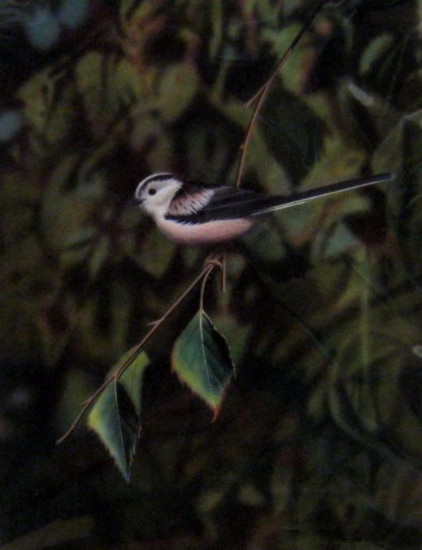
148, 188, 157, 196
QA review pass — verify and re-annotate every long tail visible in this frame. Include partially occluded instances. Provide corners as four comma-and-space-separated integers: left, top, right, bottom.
254, 173, 395, 215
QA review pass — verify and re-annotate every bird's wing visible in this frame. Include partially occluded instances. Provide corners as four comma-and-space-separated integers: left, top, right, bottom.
166, 184, 267, 224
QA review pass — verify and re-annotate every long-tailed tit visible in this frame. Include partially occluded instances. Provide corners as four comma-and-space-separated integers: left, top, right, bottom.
133, 173, 394, 245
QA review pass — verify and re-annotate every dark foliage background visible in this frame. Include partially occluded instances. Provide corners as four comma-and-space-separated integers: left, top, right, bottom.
0, 0, 421, 548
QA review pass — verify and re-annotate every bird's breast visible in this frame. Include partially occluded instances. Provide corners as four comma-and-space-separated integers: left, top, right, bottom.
156, 217, 256, 245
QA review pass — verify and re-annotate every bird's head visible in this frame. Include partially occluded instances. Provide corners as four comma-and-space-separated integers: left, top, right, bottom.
134, 173, 183, 218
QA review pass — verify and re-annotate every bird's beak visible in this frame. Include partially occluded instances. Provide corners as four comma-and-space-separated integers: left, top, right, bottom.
132, 197, 144, 206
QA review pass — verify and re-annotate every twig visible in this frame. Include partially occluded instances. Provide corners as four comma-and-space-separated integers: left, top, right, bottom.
234, 1, 326, 189
57, 259, 220, 444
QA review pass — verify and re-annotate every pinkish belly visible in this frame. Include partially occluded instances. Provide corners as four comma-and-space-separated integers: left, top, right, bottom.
157, 217, 256, 245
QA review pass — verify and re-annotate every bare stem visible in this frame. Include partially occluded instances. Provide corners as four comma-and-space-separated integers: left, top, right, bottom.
234, 86, 271, 189
234, 0, 326, 189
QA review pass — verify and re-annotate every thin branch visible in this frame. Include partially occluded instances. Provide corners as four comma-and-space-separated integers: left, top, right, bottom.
234, 84, 271, 189
114, 261, 217, 380
57, 259, 220, 445
234, 1, 326, 189
245, 1, 325, 109
56, 377, 112, 445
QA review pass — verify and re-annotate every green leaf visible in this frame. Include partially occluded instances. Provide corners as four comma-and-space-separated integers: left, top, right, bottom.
172, 311, 234, 416
87, 350, 149, 481
260, 80, 326, 182
153, 62, 199, 123
359, 34, 395, 77
18, 65, 76, 144
75, 52, 141, 128
118, 347, 149, 417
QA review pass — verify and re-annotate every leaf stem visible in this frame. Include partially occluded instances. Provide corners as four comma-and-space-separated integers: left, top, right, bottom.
199, 272, 209, 313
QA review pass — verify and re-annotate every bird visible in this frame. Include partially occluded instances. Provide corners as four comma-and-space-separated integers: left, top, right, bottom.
133, 172, 394, 246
